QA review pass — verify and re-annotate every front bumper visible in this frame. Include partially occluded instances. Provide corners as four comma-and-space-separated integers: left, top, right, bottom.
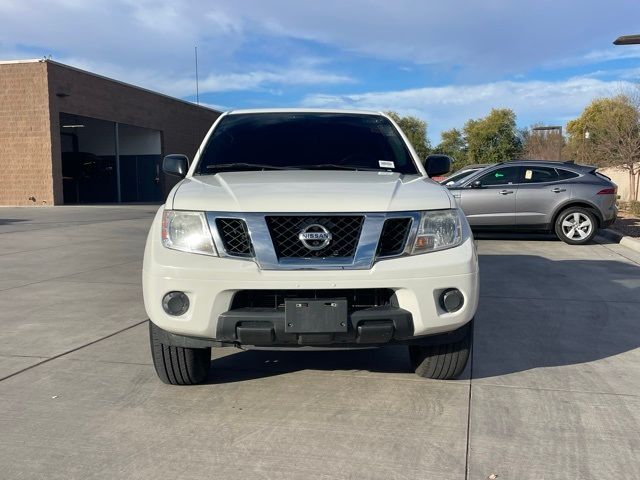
143, 209, 479, 345
216, 305, 414, 346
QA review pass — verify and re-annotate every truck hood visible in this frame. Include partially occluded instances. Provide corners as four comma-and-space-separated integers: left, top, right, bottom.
170, 170, 452, 212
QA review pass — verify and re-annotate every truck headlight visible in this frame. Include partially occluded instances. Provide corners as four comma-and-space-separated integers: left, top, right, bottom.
161, 210, 217, 256
412, 209, 464, 254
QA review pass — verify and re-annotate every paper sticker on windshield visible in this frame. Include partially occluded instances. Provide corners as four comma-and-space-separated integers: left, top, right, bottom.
379, 160, 395, 169
525, 169, 533, 180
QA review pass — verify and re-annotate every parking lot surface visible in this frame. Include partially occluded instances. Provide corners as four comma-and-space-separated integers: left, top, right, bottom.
1, 205, 639, 480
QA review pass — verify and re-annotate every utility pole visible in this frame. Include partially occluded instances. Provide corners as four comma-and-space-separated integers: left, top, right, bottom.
195, 46, 200, 105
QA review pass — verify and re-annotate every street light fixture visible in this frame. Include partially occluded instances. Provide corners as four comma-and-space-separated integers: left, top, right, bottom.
532, 125, 563, 160
613, 34, 640, 45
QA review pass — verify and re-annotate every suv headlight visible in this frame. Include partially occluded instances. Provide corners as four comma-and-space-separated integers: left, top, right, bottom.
161, 210, 217, 256
412, 209, 464, 254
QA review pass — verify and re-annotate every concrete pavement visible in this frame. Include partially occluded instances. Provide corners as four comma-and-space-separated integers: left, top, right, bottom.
0, 206, 639, 479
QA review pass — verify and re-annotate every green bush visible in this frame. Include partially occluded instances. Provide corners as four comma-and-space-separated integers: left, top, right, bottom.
629, 201, 640, 216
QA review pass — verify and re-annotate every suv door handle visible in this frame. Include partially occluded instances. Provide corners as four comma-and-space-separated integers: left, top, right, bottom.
552, 187, 566, 193
499, 190, 514, 195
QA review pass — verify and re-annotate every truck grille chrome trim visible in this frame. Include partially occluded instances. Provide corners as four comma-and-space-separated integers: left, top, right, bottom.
206, 211, 421, 270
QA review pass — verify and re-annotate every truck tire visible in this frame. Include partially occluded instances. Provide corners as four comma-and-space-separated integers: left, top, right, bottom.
409, 322, 471, 380
149, 321, 211, 385
554, 207, 597, 245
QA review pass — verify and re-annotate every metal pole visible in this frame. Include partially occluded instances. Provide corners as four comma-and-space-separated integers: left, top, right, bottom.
195, 46, 200, 105
558, 125, 563, 161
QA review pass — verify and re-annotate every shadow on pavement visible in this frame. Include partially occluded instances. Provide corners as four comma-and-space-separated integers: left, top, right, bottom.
473, 254, 640, 379
474, 229, 624, 245
204, 254, 640, 384
206, 346, 413, 384
0, 219, 29, 225
473, 231, 559, 242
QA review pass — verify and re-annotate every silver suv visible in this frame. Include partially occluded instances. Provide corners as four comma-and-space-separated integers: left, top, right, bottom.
446, 160, 617, 245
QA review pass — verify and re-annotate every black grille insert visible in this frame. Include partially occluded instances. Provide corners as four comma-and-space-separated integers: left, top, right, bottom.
215, 218, 253, 257
231, 289, 395, 312
377, 218, 412, 257
266, 216, 364, 258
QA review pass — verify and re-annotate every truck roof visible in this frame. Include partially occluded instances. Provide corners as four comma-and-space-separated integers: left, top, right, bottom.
226, 108, 383, 116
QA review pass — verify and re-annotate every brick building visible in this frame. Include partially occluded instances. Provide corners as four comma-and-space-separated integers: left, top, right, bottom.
0, 59, 221, 206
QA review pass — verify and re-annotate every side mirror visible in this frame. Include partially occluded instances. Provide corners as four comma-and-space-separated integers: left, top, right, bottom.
163, 154, 189, 178
425, 154, 452, 178
470, 180, 482, 188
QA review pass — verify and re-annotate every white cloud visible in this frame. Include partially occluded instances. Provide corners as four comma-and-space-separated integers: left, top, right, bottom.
1, 0, 638, 129
2, 0, 639, 81
549, 47, 640, 69
302, 77, 633, 141
159, 68, 355, 96
48, 56, 354, 98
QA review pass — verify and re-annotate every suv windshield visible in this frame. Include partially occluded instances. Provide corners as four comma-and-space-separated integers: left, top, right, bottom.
441, 169, 479, 186
196, 113, 419, 175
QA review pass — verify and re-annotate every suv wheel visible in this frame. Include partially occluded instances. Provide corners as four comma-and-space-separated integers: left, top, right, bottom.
149, 321, 211, 385
409, 321, 471, 380
555, 207, 597, 245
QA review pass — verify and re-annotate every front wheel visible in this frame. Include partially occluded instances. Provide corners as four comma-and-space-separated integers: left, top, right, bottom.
409, 322, 472, 380
554, 207, 597, 245
149, 321, 211, 385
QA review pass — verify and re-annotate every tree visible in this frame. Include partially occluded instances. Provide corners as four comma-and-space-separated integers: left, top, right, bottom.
386, 111, 432, 160
463, 109, 522, 164
521, 124, 565, 161
434, 128, 467, 169
566, 94, 640, 201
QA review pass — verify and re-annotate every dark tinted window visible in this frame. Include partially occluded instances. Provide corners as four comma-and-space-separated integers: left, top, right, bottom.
197, 113, 418, 174
522, 167, 559, 183
556, 169, 579, 180
477, 167, 520, 186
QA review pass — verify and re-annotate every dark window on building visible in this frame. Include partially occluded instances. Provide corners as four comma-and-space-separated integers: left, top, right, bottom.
60, 113, 162, 204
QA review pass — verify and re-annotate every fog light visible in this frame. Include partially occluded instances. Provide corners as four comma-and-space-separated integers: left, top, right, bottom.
162, 291, 190, 316
440, 289, 463, 313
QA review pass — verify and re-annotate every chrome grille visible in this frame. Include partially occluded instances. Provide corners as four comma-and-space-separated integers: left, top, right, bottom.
265, 215, 364, 258
377, 218, 412, 257
215, 218, 253, 257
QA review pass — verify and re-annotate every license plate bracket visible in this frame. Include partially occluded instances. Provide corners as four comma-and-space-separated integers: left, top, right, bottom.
284, 298, 348, 333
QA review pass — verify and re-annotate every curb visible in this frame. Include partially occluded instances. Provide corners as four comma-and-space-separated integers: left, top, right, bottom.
597, 228, 640, 254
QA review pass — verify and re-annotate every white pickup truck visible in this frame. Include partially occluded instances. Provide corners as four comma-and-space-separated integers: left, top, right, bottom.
143, 109, 479, 385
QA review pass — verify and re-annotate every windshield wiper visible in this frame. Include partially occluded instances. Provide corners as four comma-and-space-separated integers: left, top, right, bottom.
204, 163, 293, 172
289, 163, 384, 172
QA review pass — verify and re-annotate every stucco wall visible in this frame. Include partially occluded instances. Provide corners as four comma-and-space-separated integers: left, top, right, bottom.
599, 166, 639, 202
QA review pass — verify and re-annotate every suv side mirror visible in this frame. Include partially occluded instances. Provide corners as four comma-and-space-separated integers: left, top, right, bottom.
470, 180, 482, 188
425, 155, 452, 178
163, 154, 189, 178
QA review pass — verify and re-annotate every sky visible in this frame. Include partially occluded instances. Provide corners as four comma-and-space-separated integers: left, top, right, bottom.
2, 0, 640, 143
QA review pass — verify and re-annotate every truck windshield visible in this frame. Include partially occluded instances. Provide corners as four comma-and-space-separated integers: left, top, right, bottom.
196, 113, 420, 175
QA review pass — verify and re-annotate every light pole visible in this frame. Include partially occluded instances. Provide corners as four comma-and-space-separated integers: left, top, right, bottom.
532, 125, 563, 160
613, 34, 640, 45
